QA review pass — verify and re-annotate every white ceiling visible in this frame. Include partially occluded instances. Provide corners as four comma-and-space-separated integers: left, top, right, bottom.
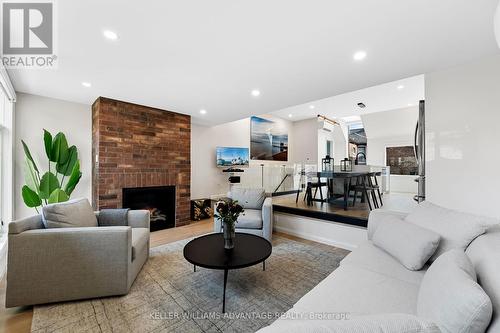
272, 75, 424, 122
7, 0, 500, 126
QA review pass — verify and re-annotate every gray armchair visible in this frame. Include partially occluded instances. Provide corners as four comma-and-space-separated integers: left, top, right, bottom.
6, 208, 150, 308
214, 188, 273, 241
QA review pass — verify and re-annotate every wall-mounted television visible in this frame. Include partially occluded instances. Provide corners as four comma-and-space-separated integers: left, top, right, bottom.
216, 147, 249, 168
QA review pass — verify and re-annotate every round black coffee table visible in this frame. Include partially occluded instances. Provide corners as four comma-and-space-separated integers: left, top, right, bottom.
183, 233, 272, 313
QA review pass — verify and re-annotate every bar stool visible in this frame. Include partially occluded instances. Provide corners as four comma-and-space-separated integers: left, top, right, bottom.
367, 172, 383, 207
297, 172, 327, 206
349, 175, 374, 210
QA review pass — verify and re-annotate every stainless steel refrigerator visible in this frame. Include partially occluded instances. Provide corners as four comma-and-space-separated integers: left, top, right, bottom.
413, 100, 426, 203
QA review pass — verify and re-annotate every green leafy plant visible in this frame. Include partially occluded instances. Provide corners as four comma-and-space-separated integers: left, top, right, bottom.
21, 130, 82, 213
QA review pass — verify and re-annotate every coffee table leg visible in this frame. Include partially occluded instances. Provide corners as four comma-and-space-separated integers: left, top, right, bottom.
222, 269, 228, 313
263, 261, 266, 271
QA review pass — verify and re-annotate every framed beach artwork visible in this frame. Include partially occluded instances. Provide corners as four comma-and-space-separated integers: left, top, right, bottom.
250, 116, 288, 161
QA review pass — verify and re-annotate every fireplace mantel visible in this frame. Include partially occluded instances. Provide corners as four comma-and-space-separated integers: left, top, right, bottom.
92, 97, 191, 227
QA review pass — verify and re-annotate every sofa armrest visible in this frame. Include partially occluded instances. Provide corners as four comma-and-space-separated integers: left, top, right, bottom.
367, 209, 409, 240
262, 197, 273, 241
6, 226, 132, 307
128, 210, 150, 229
94, 210, 150, 229
8, 215, 44, 234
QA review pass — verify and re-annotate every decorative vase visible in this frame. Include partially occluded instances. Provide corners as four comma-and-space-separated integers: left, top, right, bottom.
222, 221, 235, 250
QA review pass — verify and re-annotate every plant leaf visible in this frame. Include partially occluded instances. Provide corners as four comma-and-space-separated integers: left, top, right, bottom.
24, 157, 39, 192
48, 188, 69, 204
56, 145, 78, 176
43, 129, 53, 160
39, 172, 60, 199
50, 132, 69, 164
22, 185, 42, 208
21, 140, 39, 173
64, 160, 81, 196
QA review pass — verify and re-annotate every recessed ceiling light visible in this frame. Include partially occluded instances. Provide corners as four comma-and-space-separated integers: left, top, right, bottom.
81, 82, 91, 88
251, 90, 261, 97
408, 103, 414, 107
397, 85, 405, 90
357, 102, 366, 108
288, 114, 293, 118
103, 30, 118, 40
199, 109, 207, 115
309, 105, 315, 109
353, 51, 367, 61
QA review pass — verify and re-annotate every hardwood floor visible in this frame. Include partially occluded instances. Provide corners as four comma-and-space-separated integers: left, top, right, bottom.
0, 219, 213, 333
150, 219, 212, 248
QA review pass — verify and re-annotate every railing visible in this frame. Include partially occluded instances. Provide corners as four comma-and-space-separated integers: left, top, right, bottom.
229, 163, 390, 196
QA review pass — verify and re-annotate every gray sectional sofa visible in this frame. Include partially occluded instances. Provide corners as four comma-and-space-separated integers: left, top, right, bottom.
259, 203, 500, 333
6, 199, 150, 308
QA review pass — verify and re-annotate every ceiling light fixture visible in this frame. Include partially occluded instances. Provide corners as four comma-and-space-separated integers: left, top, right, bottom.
309, 105, 315, 109
81, 82, 92, 88
288, 114, 293, 118
199, 109, 207, 115
357, 102, 366, 109
397, 85, 405, 90
251, 90, 261, 97
353, 51, 367, 61
408, 103, 414, 107
103, 30, 118, 40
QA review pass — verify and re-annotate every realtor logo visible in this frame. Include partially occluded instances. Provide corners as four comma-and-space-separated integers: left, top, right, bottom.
1, 1, 57, 68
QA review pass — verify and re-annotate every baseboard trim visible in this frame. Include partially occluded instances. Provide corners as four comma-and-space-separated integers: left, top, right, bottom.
274, 225, 358, 251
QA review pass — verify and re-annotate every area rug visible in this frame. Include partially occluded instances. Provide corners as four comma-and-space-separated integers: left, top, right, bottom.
31, 235, 349, 333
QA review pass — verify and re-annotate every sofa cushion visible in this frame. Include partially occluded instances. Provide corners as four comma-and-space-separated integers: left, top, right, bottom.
405, 201, 489, 261
466, 225, 500, 333
258, 313, 440, 333
417, 250, 492, 333
372, 216, 440, 270
236, 209, 263, 229
131, 228, 149, 261
42, 198, 98, 229
230, 188, 266, 209
289, 265, 421, 316
341, 241, 427, 285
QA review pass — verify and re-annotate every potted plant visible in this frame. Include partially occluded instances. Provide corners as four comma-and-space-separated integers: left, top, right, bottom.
21, 129, 82, 213
214, 200, 244, 249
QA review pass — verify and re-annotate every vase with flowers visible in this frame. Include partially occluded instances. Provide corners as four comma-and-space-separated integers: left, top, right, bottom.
214, 200, 244, 250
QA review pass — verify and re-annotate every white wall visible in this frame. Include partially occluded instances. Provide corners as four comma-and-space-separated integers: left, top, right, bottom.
333, 121, 348, 162
362, 106, 419, 193
291, 118, 318, 164
14, 93, 92, 219
191, 115, 294, 199
425, 54, 500, 219
1, 94, 15, 225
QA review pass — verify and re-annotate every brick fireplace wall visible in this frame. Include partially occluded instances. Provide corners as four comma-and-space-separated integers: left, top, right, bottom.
92, 97, 191, 226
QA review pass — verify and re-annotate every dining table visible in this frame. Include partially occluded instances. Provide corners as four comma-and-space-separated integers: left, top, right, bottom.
316, 170, 381, 210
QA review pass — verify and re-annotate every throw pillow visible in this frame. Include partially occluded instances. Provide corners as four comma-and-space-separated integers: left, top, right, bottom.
42, 198, 98, 228
372, 216, 440, 270
417, 249, 492, 333
405, 201, 489, 261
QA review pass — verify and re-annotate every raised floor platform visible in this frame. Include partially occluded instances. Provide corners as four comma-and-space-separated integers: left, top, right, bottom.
273, 195, 370, 227
272, 192, 417, 229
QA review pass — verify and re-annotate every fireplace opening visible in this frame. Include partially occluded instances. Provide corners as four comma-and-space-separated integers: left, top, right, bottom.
122, 186, 176, 231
